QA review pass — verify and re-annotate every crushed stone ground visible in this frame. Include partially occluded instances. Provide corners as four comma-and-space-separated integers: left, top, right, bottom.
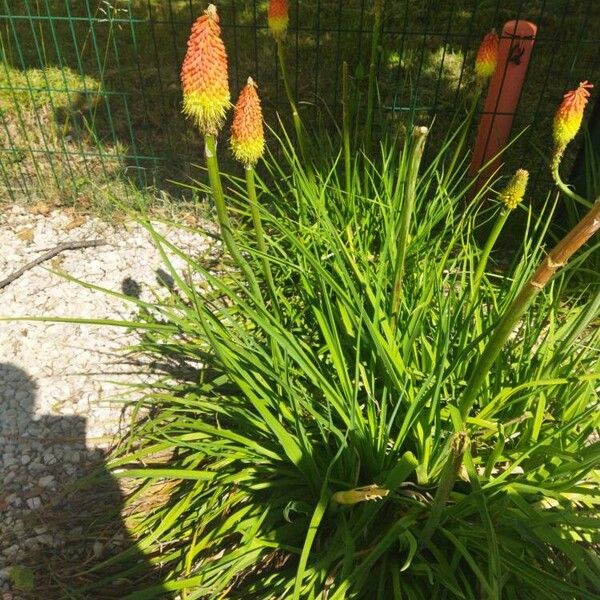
0, 206, 216, 598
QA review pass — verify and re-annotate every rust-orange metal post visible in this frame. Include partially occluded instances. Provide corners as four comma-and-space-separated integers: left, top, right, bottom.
469, 20, 538, 191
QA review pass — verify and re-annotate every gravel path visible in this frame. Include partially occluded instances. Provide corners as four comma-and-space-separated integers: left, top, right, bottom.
0, 206, 214, 598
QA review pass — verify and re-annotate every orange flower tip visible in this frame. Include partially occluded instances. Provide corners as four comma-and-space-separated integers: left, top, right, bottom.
230, 77, 265, 167
553, 81, 594, 150
180, 3, 230, 135
268, 0, 289, 40
499, 169, 528, 210
475, 31, 499, 81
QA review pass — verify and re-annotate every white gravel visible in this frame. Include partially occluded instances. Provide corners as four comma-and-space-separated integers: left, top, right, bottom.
0, 205, 215, 596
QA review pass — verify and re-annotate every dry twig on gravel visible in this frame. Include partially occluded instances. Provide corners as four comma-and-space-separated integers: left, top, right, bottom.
0, 239, 107, 290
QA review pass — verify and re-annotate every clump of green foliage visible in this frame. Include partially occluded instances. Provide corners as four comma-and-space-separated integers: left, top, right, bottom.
36, 4, 599, 598
67, 104, 600, 599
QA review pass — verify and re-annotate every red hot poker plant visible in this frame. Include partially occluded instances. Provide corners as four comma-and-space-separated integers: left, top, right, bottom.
442, 30, 498, 186
267, 0, 310, 171
181, 5, 262, 303
231, 78, 278, 315
230, 77, 265, 168
474, 31, 498, 82
459, 81, 598, 423
553, 81, 593, 159
181, 4, 230, 135
551, 81, 594, 206
268, 0, 289, 41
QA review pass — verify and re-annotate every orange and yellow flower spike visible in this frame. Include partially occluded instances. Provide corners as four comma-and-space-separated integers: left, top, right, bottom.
181, 4, 230, 135
553, 81, 593, 151
499, 169, 528, 210
231, 77, 265, 167
551, 81, 593, 205
268, 0, 289, 41
475, 31, 498, 81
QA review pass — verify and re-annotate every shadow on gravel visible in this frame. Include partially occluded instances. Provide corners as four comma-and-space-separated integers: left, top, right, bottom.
0, 363, 170, 599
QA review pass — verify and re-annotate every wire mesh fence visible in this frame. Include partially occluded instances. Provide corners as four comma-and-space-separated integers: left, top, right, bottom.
1, 0, 599, 208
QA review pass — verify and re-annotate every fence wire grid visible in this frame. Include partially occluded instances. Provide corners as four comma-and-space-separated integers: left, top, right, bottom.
1, 0, 600, 207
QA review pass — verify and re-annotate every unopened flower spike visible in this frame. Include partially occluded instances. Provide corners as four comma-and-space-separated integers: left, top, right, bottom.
268, 0, 289, 41
231, 77, 265, 167
553, 81, 593, 154
181, 4, 230, 136
499, 169, 528, 210
475, 31, 498, 81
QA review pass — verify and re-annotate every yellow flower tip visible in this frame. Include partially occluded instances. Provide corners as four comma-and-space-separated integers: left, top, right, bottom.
499, 169, 529, 210
205, 3, 217, 18
553, 81, 593, 150
475, 31, 499, 81
230, 77, 265, 167
181, 4, 230, 135
268, 0, 289, 41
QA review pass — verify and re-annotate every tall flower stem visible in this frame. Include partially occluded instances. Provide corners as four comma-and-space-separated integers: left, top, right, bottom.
551, 150, 592, 208
459, 197, 600, 421
205, 134, 262, 301
470, 207, 510, 303
419, 432, 469, 550
246, 165, 280, 317
364, 0, 384, 156
342, 61, 352, 196
276, 39, 310, 170
391, 126, 428, 324
443, 88, 481, 187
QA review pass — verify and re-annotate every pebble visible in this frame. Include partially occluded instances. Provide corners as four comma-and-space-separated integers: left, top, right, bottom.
0, 205, 215, 596
37, 475, 54, 487
25, 497, 41, 510
92, 541, 103, 559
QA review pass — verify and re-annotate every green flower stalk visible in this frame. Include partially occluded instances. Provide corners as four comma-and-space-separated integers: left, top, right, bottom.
364, 0, 384, 156
268, 0, 310, 170
391, 126, 429, 324
443, 31, 498, 186
342, 61, 352, 196
419, 431, 470, 550
470, 169, 529, 302
205, 135, 262, 301
230, 78, 279, 315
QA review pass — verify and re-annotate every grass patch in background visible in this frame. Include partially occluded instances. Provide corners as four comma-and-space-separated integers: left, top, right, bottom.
0, 0, 599, 215
0, 62, 130, 208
